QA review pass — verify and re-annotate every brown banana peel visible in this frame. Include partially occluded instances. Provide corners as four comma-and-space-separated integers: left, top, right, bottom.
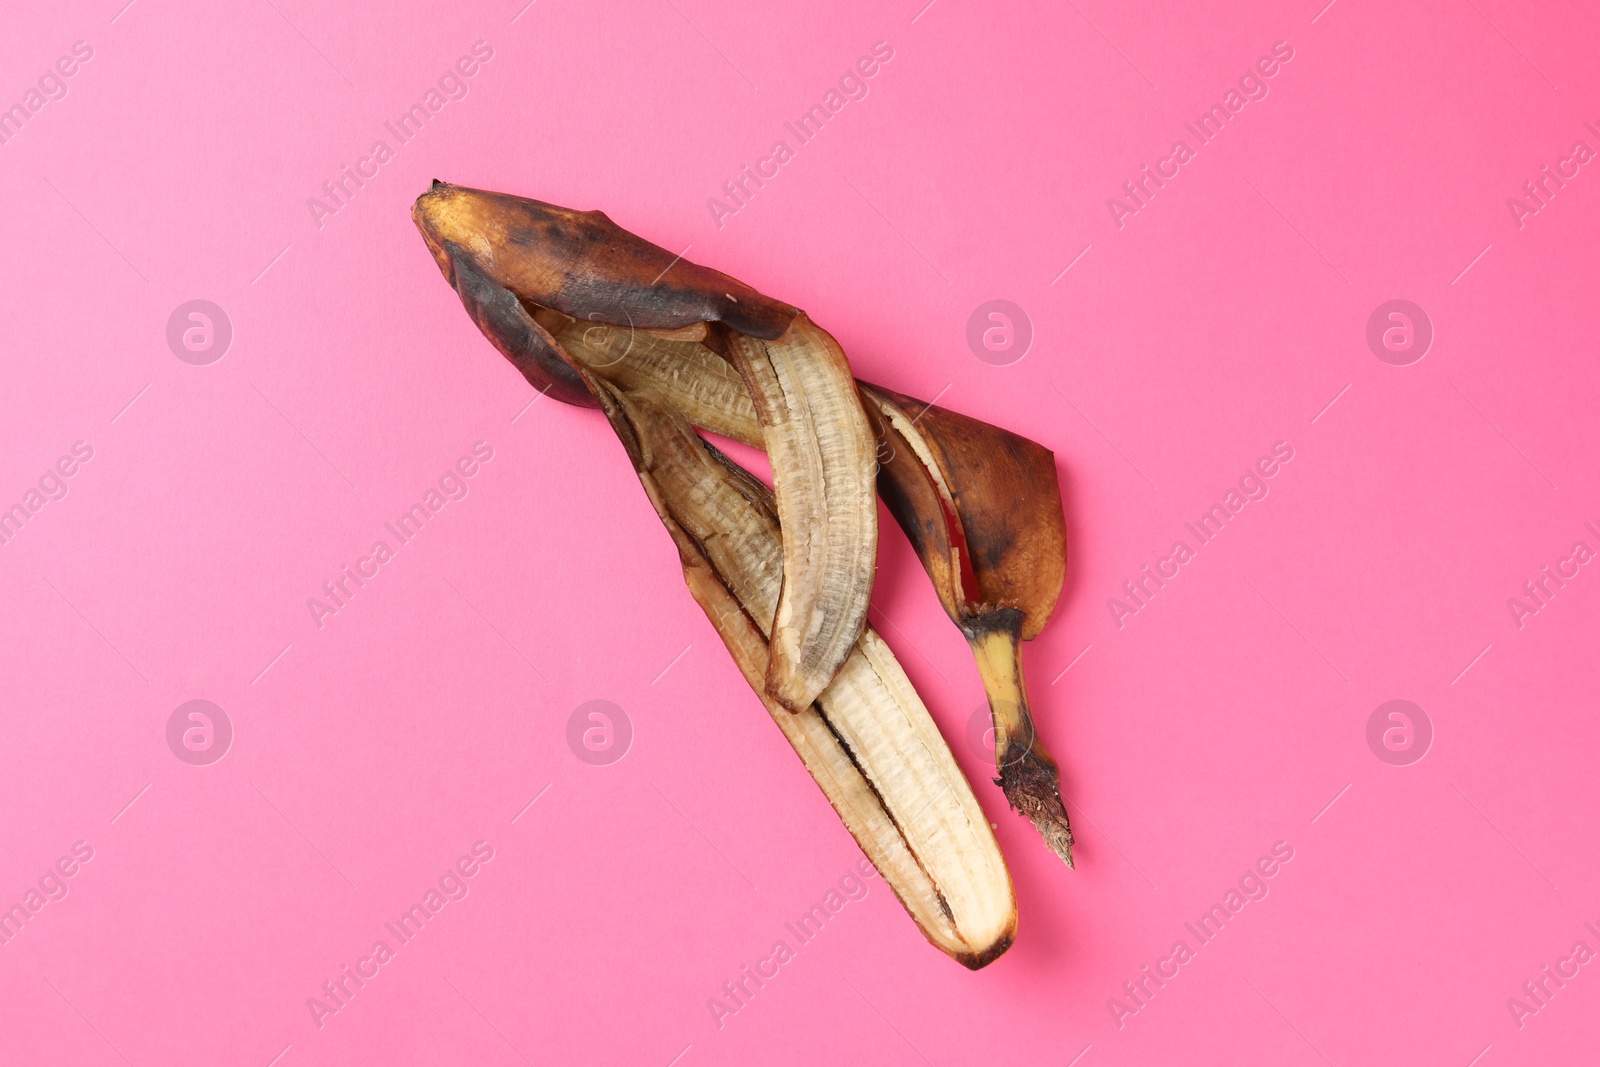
547, 311, 1078, 866
411, 181, 1073, 874
413, 180, 799, 339
415, 180, 876, 712
580, 371, 1017, 967
720, 319, 878, 712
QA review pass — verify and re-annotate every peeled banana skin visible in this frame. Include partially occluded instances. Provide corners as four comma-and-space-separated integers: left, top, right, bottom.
415, 181, 878, 715
584, 374, 1016, 967
411, 181, 1074, 873
547, 308, 1078, 866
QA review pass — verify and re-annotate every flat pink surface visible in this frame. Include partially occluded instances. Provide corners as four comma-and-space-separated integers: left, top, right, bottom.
3, 0, 1598, 1063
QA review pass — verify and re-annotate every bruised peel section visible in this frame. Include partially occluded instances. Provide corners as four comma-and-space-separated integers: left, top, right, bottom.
866, 386, 1066, 639
860, 396, 960, 611
413, 181, 799, 339
439, 245, 596, 408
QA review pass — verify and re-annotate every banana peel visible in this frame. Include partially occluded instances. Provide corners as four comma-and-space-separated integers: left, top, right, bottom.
415, 181, 875, 713
413, 181, 799, 339
411, 181, 1077, 962
861, 386, 1074, 867
586, 373, 1015, 967
719, 319, 878, 712
542, 307, 1078, 866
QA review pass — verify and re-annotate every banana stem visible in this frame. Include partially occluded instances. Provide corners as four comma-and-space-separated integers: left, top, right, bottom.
966, 610, 1075, 868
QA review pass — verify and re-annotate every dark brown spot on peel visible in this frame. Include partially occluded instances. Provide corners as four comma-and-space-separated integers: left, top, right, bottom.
960, 928, 1016, 971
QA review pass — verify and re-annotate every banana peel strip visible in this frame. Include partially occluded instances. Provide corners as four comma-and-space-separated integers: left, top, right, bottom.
589, 375, 1016, 968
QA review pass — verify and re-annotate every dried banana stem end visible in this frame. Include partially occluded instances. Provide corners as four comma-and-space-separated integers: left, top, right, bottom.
967, 610, 1075, 869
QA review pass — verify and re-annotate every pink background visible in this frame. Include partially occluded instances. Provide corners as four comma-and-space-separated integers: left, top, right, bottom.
3, 0, 1598, 1063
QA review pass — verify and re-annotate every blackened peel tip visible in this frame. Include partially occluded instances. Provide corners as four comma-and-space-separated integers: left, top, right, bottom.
959, 929, 1016, 970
